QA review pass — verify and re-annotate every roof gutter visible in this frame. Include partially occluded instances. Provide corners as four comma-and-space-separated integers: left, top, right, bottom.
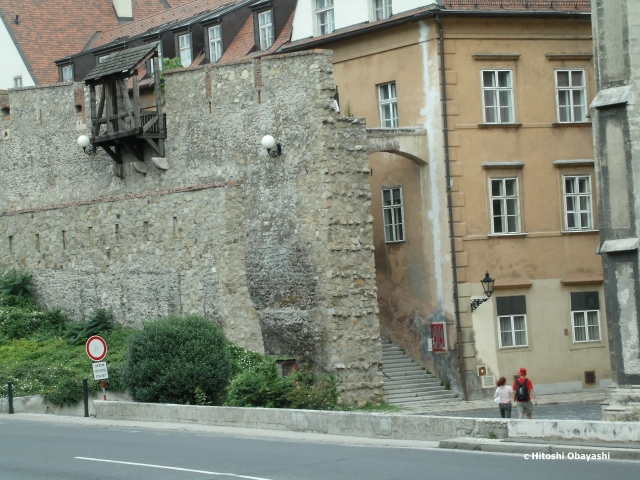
281, 8, 589, 53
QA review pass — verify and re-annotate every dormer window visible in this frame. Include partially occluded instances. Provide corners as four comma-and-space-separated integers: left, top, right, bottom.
258, 10, 274, 51
316, 0, 334, 35
61, 64, 74, 82
208, 25, 223, 63
178, 33, 192, 67
98, 55, 110, 64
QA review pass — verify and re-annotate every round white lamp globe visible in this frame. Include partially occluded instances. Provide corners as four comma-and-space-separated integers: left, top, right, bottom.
77, 135, 91, 148
261, 135, 276, 150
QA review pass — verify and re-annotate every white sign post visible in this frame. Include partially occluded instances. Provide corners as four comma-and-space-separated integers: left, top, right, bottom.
86, 335, 108, 400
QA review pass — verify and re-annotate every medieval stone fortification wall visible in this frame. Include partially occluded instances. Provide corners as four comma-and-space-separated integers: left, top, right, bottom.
0, 51, 383, 404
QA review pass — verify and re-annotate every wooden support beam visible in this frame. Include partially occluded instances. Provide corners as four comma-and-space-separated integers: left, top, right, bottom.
89, 85, 97, 138
122, 142, 145, 162
143, 137, 162, 156
101, 145, 123, 164
132, 70, 141, 132
153, 55, 164, 134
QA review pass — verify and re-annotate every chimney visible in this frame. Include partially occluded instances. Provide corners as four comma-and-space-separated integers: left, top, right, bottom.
113, 0, 133, 20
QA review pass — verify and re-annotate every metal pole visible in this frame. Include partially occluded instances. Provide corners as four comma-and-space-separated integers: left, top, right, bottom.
83, 378, 89, 417
8, 381, 14, 414
101, 380, 106, 401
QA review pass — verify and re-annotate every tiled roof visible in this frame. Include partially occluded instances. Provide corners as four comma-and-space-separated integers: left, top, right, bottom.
442, 0, 590, 11
0, 0, 180, 85
92, 0, 249, 49
281, 1, 589, 52
85, 42, 159, 81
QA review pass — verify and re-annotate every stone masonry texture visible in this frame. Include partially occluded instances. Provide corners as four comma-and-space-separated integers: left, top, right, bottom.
0, 51, 384, 405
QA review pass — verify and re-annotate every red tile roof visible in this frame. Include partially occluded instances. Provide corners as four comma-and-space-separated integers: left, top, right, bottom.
0, 0, 181, 85
442, 0, 590, 11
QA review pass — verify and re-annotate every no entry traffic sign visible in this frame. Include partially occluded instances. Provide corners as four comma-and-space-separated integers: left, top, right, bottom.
86, 335, 108, 361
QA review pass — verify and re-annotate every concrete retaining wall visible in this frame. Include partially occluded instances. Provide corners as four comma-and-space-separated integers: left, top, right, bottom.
507, 419, 640, 443
93, 401, 507, 441
0, 392, 129, 416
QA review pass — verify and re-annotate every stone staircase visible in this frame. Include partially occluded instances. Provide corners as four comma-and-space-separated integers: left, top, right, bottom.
382, 337, 459, 407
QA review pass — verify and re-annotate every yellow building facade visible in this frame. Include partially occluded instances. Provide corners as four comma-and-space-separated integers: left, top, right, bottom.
284, 3, 610, 399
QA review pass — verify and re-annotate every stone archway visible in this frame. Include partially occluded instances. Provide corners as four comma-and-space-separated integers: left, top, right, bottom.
365, 127, 429, 164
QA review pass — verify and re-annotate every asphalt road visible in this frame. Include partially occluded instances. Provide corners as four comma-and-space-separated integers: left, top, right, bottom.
0, 416, 637, 480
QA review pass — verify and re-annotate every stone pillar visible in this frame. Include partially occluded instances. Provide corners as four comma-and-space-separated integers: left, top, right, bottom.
590, 0, 640, 420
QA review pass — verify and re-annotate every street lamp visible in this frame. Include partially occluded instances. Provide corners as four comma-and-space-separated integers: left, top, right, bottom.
77, 135, 97, 155
261, 135, 282, 157
471, 271, 495, 312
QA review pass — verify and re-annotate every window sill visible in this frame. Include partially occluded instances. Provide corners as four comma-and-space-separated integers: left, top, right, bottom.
478, 123, 522, 129
498, 345, 531, 352
569, 341, 605, 351
384, 240, 406, 245
488, 233, 527, 238
552, 122, 591, 127
561, 229, 599, 235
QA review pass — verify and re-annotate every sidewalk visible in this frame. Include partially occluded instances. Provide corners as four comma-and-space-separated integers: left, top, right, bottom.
402, 390, 607, 416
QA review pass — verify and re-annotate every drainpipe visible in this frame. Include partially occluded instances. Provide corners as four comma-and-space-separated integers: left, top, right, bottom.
435, 14, 467, 401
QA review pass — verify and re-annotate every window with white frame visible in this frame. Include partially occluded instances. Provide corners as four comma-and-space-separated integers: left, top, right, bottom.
373, 0, 392, 21
178, 33, 192, 67
13, 76, 22, 88
496, 296, 528, 348
258, 10, 274, 51
556, 70, 587, 123
378, 82, 398, 128
382, 186, 405, 243
61, 64, 74, 82
98, 55, 110, 64
316, 0, 334, 35
208, 25, 223, 63
564, 175, 593, 230
482, 70, 514, 124
490, 178, 520, 234
570, 291, 601, 343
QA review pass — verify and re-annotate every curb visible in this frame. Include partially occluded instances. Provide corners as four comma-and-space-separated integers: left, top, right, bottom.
439, 437, 640, 461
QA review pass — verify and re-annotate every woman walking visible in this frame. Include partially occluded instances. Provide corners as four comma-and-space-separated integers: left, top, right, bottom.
494, 376, 513, 418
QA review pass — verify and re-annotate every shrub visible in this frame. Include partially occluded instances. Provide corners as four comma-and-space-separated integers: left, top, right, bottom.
0, 304, 67, 340
225, 361, 342, 410
123, 315, 230, 405
228, 343, 266, 378
0, 268, 34, 300
65, 308, 114, 346
225, 359, 292, 408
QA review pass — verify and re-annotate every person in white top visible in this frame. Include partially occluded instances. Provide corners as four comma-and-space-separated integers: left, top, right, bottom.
494, 376, 513, 418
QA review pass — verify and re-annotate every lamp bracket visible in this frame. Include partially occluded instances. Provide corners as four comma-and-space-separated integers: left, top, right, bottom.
267, 143, 282, 157
471, 296, 490, 312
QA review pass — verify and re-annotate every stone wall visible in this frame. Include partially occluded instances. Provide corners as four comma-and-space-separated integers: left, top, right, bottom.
0, 51, 383, 404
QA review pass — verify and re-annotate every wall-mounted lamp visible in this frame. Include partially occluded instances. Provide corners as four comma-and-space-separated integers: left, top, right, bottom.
470, 271, 495, 312
261, 135, 282, 157
77, 135, 97, 155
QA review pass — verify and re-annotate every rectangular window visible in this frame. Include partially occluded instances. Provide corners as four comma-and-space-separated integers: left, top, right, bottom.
179, 33, 192, 67
61, 65, 74, 82
564, 175, 593, 230
482, 70, 514, 124
490, 178, 520, 234
373, 0, 393, 21
98, 55, 110, 64
497, 296, 528, 348
556, 70, 587, 123
570, 292, 601, 342
382, 186, 405, 243
258, 10, 275, 51
316, 0, 335, 35
208, 25, 223, 63
150, 42, 163, 74
13, 76, 22, 88
378, 82, 398, 128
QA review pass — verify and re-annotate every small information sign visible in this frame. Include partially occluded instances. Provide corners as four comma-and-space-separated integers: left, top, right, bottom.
92, 361, 109, 380
431, 322, 447, 353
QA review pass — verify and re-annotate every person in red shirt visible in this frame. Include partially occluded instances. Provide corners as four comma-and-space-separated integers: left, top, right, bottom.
512, 367, 538, 419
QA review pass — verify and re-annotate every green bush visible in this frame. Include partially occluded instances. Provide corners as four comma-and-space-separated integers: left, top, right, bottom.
0, 268, 34, 300
228, 343, 266, 378
123, 315, 230, 405
225, 361, 342, 410
225, 359, 292, 408
65, 308, 114, 346
0, 304, 67, 340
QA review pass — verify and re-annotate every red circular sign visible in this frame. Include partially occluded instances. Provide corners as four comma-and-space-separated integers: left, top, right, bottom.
86, 335, 108, 361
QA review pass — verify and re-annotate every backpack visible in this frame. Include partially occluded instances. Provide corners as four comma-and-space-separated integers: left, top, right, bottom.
515, 378, 529, 401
